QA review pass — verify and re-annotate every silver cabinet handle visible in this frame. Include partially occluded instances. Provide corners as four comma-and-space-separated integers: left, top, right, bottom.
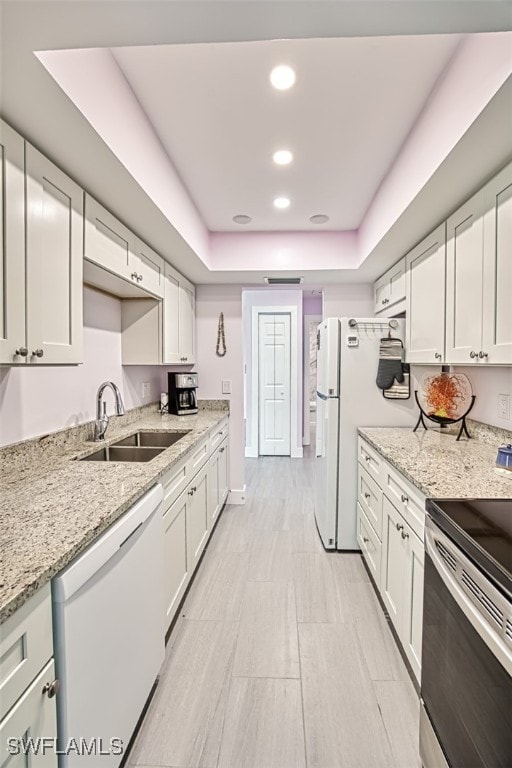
188, 489, 194, 496
434, 352, 442, 360
401, 530, 409, 540
131, 272, 138, 281
401, 494, 409, 503
479, 351, 488, 359
364, 455, 370, 462
42, 679, 60, 698
15, 346, 28, 357
32, 349, 44, 358
469, 350, 478, 359
363, 536, 369, 543
364, 492, 371, 500
395, 522, 404, 531
220, 447, 225, 453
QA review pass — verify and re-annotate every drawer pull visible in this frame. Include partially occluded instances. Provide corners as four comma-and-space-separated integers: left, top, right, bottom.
401, 494, 409, 504
401, 530, 409, 540
220, 447, 225, 453
364, 455, 371, 463
364, 492, 371, 500
42, 679, 60, 699
395, 523, 404, 532
188, 486, 197, 496
363, 536, 369, 543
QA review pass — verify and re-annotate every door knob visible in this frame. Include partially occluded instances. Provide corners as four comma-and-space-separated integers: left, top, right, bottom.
401, 530, 410, 540
479, 351, 488, 359
32, 349, 44, 358
401, 494, 409, 503
434, 352, 442, 360
15, 346, 28, 357
469, 351, 478, 359
363, 537, 369, 543
364, 492, 371, 500
396, 523, 404, 531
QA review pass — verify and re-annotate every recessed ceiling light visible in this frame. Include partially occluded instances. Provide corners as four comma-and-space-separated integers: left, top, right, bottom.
233, 214, 252, 225
310, 214, 330, 224
270, 65, 296, 90
273, 149, 293, 166
273, 197, 290, 210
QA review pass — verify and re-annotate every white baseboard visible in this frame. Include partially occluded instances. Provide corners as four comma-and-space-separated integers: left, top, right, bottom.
228, 486, 247, 505
245, 447, 258, 458
291, 446, 304, 458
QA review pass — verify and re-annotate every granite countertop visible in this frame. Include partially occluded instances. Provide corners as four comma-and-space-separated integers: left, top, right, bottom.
0, 404, 229, 624
358, 424, 512, 500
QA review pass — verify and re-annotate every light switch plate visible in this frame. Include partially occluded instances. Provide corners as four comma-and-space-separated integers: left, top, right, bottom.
142, 381, 151, 399
222, 379, 232, 394
498, 393, 510, 420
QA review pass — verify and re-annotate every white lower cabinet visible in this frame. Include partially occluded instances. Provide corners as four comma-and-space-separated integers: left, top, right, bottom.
160, 422, 229, 631
0, 585, 57, 767
357, 437, 425, 683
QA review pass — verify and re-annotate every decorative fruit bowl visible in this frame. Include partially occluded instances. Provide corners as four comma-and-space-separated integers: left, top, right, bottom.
414, 373, 475, 440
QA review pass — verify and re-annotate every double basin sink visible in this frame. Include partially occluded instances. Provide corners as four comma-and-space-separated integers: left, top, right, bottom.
80, 430, 190, 463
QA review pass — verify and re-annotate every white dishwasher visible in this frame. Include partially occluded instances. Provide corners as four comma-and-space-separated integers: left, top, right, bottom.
52, 484, 164, 767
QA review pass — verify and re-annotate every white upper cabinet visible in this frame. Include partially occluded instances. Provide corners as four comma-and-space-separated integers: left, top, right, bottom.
25, 145, 84, 364
163, 264, 196, 364
84, 195, 134, 281
405, 223, 446, 364
0, 120, 26, 364
374, 257, 406, 316
482, 162, 512, 364
446, 160, 512, 365
132, 237, 165, 298
0, 121, 83, 366
445, 189, 485, 364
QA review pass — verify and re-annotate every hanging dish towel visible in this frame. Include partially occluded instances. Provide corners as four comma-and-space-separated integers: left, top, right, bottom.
376, 337, 405, 390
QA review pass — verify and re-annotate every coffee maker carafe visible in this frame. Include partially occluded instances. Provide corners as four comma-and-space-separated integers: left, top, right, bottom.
168, 373, 198, 416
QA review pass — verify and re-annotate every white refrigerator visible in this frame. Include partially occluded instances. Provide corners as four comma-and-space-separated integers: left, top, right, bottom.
315, 317, 417, 550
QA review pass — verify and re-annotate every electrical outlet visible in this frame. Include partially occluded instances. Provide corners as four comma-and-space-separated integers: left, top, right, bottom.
142, 381, 151, 399
498, 393, 510, 420
222, 379, 232, 394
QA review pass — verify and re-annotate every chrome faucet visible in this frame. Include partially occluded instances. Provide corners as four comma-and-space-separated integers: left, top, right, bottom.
94, 382, 126, 441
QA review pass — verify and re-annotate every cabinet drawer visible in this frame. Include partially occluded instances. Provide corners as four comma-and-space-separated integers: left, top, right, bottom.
187, 435, 210, 477
0, 658, 57, 766
357, 437, 382, 484
210, 417, 229, 452
383, 465, 425, 541
357, 504, 382, 588
161, 453, 189, 512
357, 466, 383, 540
0, 585, 53, 721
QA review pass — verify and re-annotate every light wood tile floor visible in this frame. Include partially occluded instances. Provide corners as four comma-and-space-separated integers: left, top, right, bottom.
129, 451, 421, 768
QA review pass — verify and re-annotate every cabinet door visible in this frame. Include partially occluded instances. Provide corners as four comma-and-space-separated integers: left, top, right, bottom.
380, 496, 406, 632
162, 493, 189, 630
374, 273, 390, 314
445, 190, 485, 364
0, 120, 26, 365
406, 224, 446, 364
132, 238, 165, 299
482, 162, 512, 364
374, 258, 405, 315
401, 527, 424, 683
186, 466, 209, 572
217, 439, 229, 508
25, 145, 83, 364
0, 660, 58, 767
84, 195, 134, 281
179, 282, 195, 363
207, 451, 221, 529
163, 266, 181, 364
357, 503, 382, 588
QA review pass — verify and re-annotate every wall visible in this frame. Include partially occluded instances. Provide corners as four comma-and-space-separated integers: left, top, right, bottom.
456, 366, 512, 431
195, 284, 245, 498
242, 289, 303, 457
0, 287, 163, 447
322, 283, 373, 320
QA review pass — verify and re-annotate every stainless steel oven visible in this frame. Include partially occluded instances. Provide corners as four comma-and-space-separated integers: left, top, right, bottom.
420, 499, 512, 768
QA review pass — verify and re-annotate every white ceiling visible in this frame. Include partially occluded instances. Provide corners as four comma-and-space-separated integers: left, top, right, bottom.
112, 35, 462, 232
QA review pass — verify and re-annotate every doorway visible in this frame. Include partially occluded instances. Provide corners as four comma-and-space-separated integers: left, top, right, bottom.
258, 313, 291, 456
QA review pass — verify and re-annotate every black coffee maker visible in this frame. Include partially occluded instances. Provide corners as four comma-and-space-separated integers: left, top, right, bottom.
168, 373, 198, 416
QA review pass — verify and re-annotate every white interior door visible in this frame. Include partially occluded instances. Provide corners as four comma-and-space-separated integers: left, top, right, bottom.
258, 313, 291, 456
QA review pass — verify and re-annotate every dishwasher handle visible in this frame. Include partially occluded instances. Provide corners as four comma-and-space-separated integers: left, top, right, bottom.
52, 484, 163, 603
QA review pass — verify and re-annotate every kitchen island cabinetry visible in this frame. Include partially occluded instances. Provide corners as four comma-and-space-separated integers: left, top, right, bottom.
0, 584, 57, 766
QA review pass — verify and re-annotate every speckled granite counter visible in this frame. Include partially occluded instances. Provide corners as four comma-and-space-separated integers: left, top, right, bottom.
0, 403, 229, 624
358, 424, 512, 500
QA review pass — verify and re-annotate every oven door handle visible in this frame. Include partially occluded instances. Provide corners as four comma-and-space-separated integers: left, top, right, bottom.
425, 519, 512, 676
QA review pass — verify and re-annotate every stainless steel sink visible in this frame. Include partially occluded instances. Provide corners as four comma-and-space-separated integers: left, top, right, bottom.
79, 446, 165, 462
112, 431, 190, 449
